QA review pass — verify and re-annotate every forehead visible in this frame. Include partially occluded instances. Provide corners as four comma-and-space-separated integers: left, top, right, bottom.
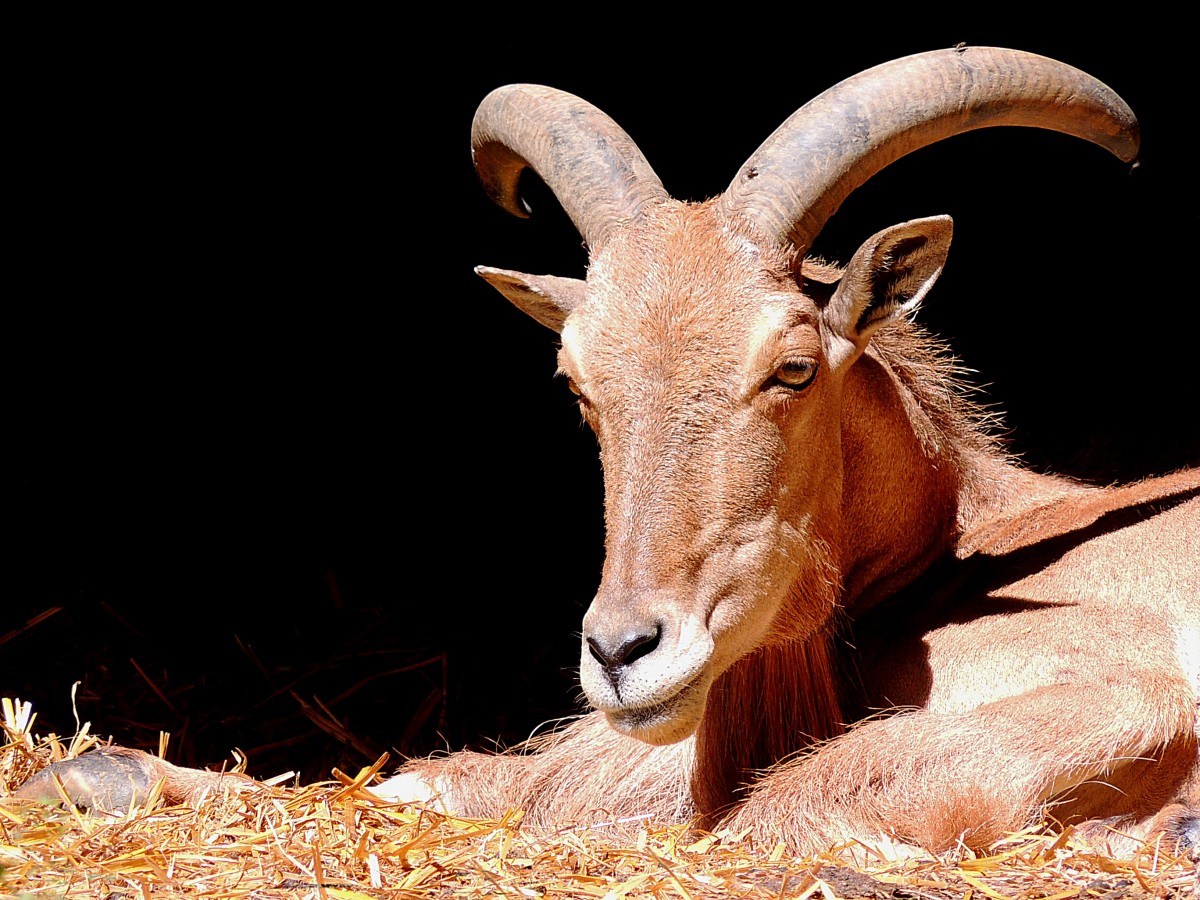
560, 203, 812, 371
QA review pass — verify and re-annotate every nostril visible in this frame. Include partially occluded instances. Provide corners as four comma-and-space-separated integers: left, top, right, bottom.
587, 637, 609, 669
587, 622, 662, 672
621, 623, 660, 666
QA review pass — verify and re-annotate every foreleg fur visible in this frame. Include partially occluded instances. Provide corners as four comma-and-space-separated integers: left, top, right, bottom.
377, 711, 696, 825
724, 678, 1198, 854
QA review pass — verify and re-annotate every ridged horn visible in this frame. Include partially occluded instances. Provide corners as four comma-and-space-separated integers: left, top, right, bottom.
472, 84, 670, 252
721, 46, 1140, 257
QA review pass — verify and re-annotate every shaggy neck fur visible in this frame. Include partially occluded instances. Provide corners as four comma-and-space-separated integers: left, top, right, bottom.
693, 630, 844, 825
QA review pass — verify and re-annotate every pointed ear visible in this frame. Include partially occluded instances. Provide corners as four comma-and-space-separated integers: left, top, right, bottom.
476, 265, 587, 333
822, 215, 952, 367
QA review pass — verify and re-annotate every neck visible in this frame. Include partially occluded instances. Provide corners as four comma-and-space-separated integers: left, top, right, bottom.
688, 325, 1095, 820
836, 330, 1097, 607
836, 344, 966, 610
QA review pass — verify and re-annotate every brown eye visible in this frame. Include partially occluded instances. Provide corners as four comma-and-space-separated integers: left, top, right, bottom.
773, 358, 818, 390
564, 377, 593, 412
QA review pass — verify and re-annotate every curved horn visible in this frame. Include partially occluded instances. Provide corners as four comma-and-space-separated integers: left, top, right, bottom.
722, 46, 1140, 257
472, 84, 670, 252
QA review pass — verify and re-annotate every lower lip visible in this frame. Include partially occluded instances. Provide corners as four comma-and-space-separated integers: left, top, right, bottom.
607, 679, 694, 732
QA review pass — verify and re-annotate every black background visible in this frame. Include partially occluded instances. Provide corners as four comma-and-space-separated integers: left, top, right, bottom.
7, 24, 1196, 784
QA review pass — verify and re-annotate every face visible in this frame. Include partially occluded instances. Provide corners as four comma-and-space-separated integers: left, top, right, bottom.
558, 207, 847, 744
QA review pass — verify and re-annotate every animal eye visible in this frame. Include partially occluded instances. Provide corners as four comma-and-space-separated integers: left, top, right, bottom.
564, 377, 594, 413
772, 358, 818, 391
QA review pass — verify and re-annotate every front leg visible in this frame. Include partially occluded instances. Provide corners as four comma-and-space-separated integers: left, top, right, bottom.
376, 711, 697, 826
723, 678, 1199, 856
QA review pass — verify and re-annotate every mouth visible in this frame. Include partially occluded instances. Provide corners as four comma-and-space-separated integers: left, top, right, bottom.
602, 675, 708, 745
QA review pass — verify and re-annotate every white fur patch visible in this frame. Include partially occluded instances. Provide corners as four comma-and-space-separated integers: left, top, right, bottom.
372, 771, 451, 811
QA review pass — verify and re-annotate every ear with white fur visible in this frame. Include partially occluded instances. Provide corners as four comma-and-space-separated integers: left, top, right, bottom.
821, 215, 952, 368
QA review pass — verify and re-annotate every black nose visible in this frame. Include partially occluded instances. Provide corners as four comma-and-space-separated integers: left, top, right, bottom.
587, 623, 661, 687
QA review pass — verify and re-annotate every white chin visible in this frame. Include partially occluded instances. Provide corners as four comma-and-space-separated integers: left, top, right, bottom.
603, 687, 706, 746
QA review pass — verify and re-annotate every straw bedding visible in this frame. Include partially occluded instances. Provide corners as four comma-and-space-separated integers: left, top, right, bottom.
3, 700, 1196, 899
